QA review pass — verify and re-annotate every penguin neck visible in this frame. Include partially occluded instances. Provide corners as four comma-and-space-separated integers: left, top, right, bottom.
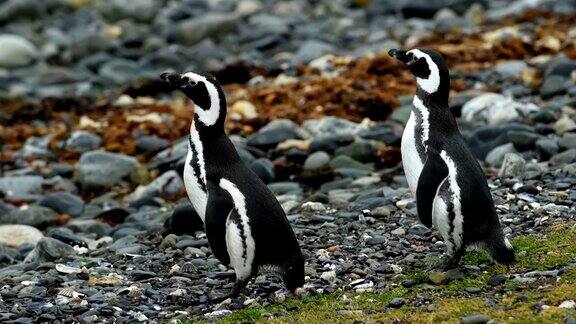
415, 86, 448, 109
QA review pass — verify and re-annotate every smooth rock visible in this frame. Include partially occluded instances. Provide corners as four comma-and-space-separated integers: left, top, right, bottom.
39, 192, 85, 217
3, 206, 59, 228
460, 314, 490, 324
0, 225, 43, 247
77, 151, 139, 187
0, 34, 37, 68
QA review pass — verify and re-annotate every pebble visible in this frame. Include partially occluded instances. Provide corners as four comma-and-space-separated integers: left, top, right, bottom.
0, 34, 37, 67
388, 297, 405, 308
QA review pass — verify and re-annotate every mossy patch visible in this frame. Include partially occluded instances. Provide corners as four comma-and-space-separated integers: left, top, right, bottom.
207, 223, 576, 323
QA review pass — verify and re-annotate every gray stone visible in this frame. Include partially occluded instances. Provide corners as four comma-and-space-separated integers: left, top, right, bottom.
268, 182, 302, 195
0, 176, 43, 198
508, 130, 539, 149
65, 131, 102, 153
559, 132, 576, 150
461, 93, 538, 125
499, 153, 526, 178
334, 141, 376, 162
460, 314, 490, 324
3, 206, 59, 228
77, 151, 139, 188
0, 34, 37, 68
304, 151, 331, 171
329, 156, 373, 172
303, 117, 365, 138
39, 192, 85, 217
554, 117, 576, 135
535, 138, 559, 159
540, 75, 568, 98
0, 225, 43, 247
495, 60, 528, 77
293, 40, 335, 64
99, 59, 142, 85
175, 14, 239, 45
247, 127, 299, 150
485, 143, 517, 167
550, 149, 576, 165
97, 0, 159, 22
127, 170, 183, 201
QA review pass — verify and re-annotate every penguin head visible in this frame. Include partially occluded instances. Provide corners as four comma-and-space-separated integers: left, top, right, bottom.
161, 71, 226, 128
388, 48, 450, 99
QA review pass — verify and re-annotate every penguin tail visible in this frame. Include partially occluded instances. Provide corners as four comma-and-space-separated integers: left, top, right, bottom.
486, 235, 516, 265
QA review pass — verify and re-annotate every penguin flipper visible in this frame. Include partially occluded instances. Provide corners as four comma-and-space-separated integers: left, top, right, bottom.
205, 181, 233, 266
416, 150, 449, 228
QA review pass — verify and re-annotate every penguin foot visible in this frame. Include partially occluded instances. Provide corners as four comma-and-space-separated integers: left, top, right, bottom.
440, 249, 465, 271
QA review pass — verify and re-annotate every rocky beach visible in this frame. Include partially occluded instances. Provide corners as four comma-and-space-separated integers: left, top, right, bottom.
0, 0, 576, 322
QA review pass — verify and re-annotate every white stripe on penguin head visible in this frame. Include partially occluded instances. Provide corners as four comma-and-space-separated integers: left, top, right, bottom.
407, 49, 440, 94
182, 72, 221, 127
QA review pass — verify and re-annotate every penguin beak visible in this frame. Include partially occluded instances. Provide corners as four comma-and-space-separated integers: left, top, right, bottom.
388, 49, 414, 65
160, 72, 195, 88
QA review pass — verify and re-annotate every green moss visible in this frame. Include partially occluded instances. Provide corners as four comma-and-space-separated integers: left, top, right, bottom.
207, 224, 576, 323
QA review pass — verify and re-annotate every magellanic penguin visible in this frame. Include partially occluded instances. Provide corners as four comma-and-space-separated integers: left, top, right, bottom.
160, 72, 305, 297
388, 48, 515, 269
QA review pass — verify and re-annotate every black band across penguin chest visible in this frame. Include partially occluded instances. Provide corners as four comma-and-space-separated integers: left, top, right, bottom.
188, 135, 207, 193
412, 106, 428, 163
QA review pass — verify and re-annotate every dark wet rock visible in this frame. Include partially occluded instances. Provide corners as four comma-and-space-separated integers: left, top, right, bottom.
388, 297, 405, 308
310, 134, 355, 153
247, 127, 300, 150
409, 224, 432, 237
39, 192, 85, 217
466, 124, 532, 160
536, 138, 559, 160
77, 151, 139, 188
136, 135, 170, 152
250, 158, 276, 184
24, 237, 74, 262
508, 130, 539, 150
164, 203, 204, 235
45, 227, 86, 247
487, 274, 507, 286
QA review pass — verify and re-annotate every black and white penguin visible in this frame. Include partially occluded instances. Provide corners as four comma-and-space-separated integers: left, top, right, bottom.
388, 48, 515, 269
160, 71, 305, 297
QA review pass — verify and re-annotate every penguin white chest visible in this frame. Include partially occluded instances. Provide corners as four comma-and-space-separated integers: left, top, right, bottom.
401, 112, 424, 195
